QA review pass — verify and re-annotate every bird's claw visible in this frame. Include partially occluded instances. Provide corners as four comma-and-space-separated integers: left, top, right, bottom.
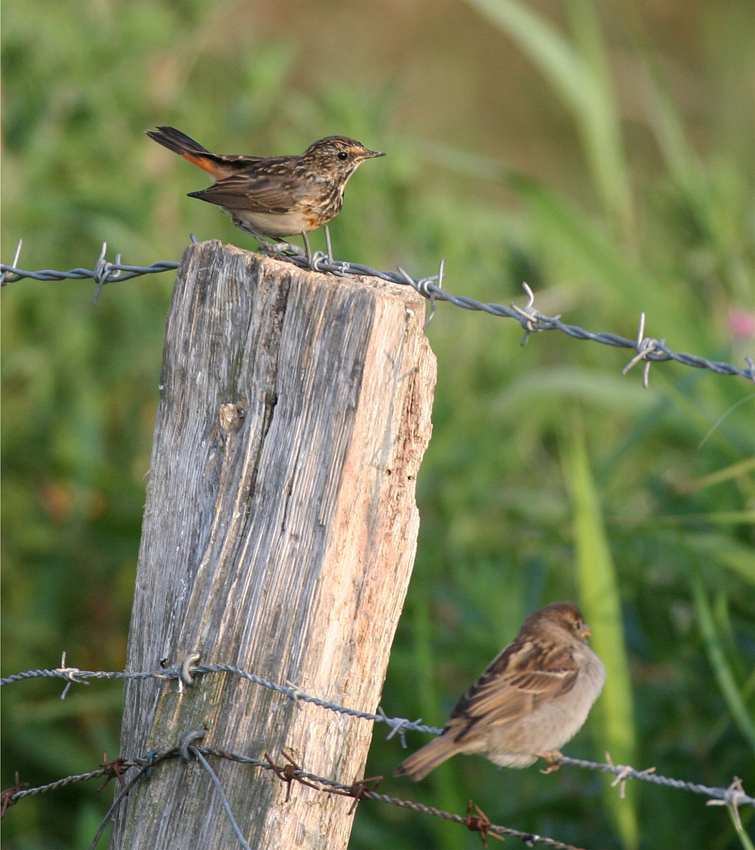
537, 750, 564, 774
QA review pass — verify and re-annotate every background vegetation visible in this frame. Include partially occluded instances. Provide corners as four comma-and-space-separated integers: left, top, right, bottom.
2, 1, 753, 848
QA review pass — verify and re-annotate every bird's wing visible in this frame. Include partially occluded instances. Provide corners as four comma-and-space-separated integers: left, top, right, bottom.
447, 637, 579, 741
188, 167, 307, 215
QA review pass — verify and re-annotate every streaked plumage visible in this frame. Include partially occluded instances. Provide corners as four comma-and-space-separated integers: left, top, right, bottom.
146, 126, 384, 239
394, 602, 606, 781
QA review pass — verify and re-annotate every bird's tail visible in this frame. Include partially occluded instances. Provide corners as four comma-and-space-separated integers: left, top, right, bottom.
146, 126, 226, 177
393, 735, 461, 782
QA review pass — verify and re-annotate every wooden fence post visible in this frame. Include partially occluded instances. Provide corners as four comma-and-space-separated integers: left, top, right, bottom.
110, 241, 436, 849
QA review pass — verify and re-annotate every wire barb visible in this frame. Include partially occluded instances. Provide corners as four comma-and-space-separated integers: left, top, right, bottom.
0, 239, 23, 287
92, 242, 124, 305
264, 751, 320, 802
466, 800, 507, 849
604, 750, 655, 799
0, 773, 29, 818
423, 258, 445, 330
706, 776, 746, 832
621, 312, 663, 388
378, 706, 422, 748
510, 282, 558, 345
96, 752, 128, 793
271, 679, 305, 713
324, 775, 383, 815
56, 651, 90, 699
87, 750, 170, 850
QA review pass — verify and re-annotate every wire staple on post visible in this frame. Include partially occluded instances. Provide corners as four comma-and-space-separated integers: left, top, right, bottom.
178, 729, 206, 762
178, 651, 202, 691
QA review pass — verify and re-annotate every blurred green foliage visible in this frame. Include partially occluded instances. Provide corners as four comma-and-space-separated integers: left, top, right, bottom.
2, 1, 753, 848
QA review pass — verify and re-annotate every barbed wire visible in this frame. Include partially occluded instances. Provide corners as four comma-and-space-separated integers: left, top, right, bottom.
2, 657, 752, 819
0, 239, 180, 305
2, 239, 753, 386
4, 736, 583, 850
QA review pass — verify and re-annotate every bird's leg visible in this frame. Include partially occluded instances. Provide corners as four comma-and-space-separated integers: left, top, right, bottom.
324, 225, 334, 263
300, 230, 313, 265
232, 218, 301, 257
299, 230, 332, 271
231, 219, 276, 252
537, 750, 564, 774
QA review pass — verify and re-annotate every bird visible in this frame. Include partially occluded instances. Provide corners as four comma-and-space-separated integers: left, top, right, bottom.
145, 126, 384, 261
394, 602, 606, 781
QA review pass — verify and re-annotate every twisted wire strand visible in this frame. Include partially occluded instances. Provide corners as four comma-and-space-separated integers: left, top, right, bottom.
9, 741, 582, 850
2, 240, 753, 383
2, 662, 751, 808
0, 258, 180, 284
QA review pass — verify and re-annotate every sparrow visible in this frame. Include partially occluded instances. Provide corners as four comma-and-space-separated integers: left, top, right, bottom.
394, 602, 606, 781
145, 126, 384, 258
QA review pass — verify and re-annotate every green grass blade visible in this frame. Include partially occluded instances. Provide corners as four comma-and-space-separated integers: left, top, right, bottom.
691, 576, 755, 753
617, 3, 702, 196
564, 0, 634, 236
679, 533, 755, 587
729, 803, 755, 850
563, 409, 639, 849
465, 0, 587, 106
465, 0, 634, 235
682, 456, 755, 493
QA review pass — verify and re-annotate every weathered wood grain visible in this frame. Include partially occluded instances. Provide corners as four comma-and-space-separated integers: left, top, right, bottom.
111, 241, 436, 849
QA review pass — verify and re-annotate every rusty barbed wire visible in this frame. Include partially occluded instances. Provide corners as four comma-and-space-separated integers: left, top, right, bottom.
5, 734, 583, 850
2, 239, 753, 385
2, 659, 752, 814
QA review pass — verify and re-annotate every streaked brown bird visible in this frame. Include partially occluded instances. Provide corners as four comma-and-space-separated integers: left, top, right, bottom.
146, 126, 384, 258
394, 602, 606, 782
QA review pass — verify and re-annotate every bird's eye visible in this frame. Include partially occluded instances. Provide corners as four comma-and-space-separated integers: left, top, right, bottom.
337, 151, 348, 160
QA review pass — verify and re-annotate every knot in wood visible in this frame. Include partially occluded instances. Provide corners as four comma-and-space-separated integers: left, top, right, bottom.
218, 402, 244, 433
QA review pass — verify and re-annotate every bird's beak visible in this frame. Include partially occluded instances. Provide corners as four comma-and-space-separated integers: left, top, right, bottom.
580, 623, 592, 639
364, 149, 386, 159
